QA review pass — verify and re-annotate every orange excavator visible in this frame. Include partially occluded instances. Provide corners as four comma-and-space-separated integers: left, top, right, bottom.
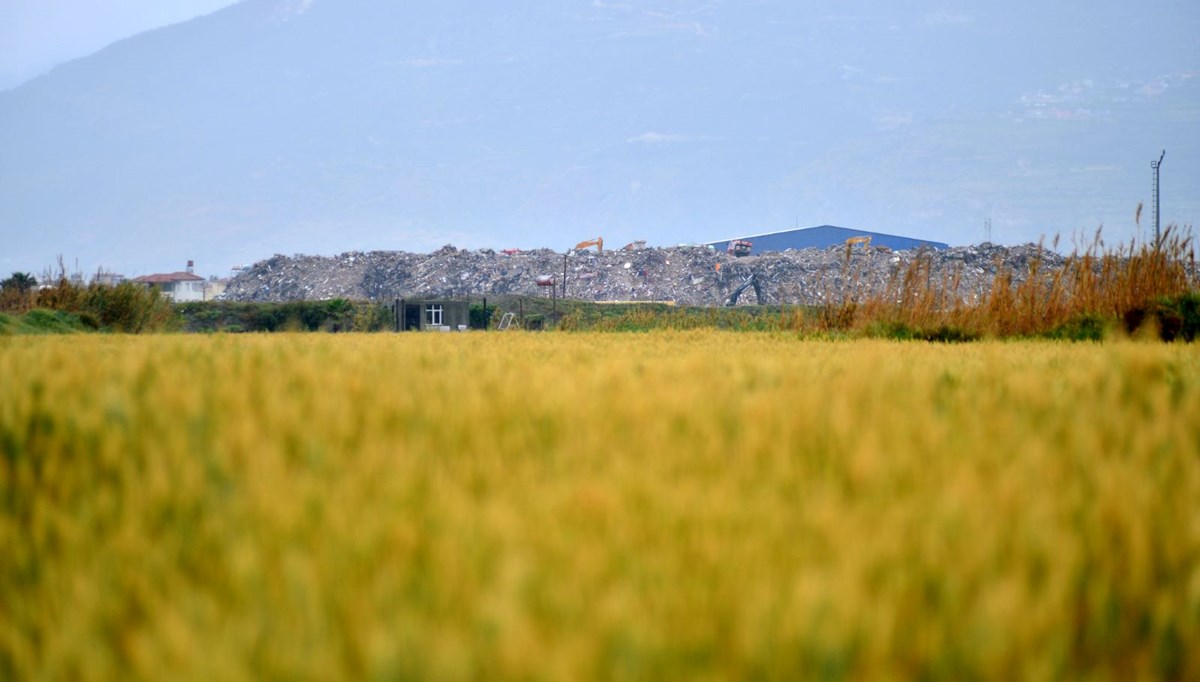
727, 239, 753, 257
575, 237, 604, 252
845, 235, 871, 250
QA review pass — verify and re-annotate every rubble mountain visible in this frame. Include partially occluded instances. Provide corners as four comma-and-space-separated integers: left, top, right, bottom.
223, 242, 1065, 307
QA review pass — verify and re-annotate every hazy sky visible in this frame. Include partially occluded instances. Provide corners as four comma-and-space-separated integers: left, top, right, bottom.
1, 0, 1197, 277
0, 0, 238, 89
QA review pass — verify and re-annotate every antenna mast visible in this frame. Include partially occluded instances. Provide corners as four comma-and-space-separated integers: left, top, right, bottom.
1151, 150, 1165, 246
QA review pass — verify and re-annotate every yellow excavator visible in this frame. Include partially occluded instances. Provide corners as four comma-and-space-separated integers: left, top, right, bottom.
575, 237, 604, 252
845, 235, 871, 250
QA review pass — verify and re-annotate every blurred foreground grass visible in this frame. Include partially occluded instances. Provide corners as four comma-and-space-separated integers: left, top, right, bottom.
2, 332, 1198, 681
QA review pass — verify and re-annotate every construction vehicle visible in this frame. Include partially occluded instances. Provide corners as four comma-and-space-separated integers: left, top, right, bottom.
845, 235, 872, 250
575, 237, 603, 252
727, 239, 753, 257
724, 272, 764, 306
621, 240, 646, 251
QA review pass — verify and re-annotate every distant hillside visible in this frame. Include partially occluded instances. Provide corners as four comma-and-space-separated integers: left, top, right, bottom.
2, 0, 1196, 277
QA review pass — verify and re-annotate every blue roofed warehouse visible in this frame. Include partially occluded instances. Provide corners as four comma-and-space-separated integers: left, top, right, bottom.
706, 225, 949, 255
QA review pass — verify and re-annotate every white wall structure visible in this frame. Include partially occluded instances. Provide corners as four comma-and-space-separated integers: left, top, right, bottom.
133, 262, 206, 302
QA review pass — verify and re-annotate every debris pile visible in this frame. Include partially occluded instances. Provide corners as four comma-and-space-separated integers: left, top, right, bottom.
222, 243, 1068, 306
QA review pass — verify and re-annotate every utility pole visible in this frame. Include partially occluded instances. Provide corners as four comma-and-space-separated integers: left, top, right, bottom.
1152, 150, 1165, 246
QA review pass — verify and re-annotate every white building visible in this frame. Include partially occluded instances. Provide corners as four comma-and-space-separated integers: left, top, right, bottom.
133, 261, 206, 302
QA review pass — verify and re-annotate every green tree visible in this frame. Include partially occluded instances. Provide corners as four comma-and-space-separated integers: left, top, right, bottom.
1, 272, 37, 293
0, 272, 39, 313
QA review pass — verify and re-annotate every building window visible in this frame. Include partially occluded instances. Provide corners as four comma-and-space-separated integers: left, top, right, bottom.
425, 304, 443, 327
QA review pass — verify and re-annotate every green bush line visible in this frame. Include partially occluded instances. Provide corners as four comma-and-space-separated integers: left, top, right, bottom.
1, 279, 175, 334
0, 309, 92, 335
8, 290, 1198, 342
174, 299, 391, 333
557, 293, 1200, 341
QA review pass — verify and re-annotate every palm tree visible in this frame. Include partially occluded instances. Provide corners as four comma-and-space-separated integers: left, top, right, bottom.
1, 272, 37, 293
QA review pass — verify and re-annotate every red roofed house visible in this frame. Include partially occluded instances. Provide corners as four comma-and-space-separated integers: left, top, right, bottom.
133, 261, 206, 302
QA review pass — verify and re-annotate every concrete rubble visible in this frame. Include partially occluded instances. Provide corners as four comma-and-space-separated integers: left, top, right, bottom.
221, 243, 1068, 306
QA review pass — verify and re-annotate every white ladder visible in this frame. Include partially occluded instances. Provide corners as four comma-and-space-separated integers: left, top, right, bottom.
496, 312, 517, 330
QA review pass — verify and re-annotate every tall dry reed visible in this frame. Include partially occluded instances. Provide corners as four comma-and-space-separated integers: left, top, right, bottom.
838, 226, 1196, 338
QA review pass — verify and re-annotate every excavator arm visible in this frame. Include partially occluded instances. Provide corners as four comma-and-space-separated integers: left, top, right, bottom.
724, 273, 764, 306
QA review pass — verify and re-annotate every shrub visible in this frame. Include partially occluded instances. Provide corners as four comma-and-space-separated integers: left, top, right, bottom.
18, 271, 174, 333
21, 308, 88, 334
1129, 292, 1200, 342
352, 303, 392, 332
469, 303, 494, 330
1043, 313, 1111, 341
35, 277, 87, 312
84, 281, 175, 332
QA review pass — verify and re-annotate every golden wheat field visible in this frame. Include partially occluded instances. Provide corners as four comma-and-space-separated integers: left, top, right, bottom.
2, 332, 1198, 681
